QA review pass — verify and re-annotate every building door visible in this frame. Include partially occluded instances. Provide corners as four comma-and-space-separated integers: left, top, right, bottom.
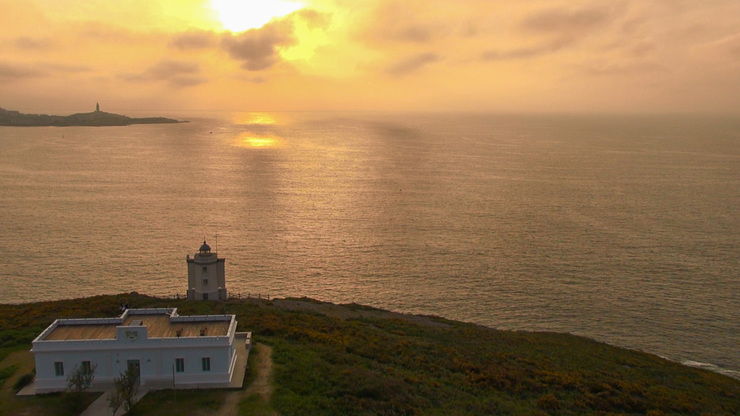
127, 360, 141, 384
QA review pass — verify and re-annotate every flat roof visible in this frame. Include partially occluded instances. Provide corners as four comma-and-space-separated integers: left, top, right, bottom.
42, 311, 232, 341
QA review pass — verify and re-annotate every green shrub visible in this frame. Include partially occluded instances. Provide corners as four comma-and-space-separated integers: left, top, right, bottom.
239, 393, 272, 416
62, 392, 89, 414
0, 364, 17, 385
537, 393, 560, 411
13, 372, 35, 392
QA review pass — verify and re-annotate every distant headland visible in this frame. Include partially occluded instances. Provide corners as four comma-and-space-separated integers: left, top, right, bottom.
0, 103, 185, 126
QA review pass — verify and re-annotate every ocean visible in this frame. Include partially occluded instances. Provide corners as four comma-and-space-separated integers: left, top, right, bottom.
1, 112, 738, 378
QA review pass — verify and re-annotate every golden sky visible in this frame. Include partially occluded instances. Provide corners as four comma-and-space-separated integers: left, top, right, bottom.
1, 0, 739, 113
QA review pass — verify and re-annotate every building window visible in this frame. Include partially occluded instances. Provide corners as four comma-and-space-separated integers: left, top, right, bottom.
82, 361, 92, 373
203, 266, 207, 272
175, 358, 185, 372
202, 357, 211, 372
54, 361, 64, 376
202, 293, 208, 300
203, 279, 208, 286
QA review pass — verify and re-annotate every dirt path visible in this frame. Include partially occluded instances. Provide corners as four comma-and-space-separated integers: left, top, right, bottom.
244, 343, 274, 401
216, 343, 276, 416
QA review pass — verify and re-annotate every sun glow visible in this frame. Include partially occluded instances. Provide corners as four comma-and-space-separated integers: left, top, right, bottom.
211, 0, 305, 32
279, 14, 328, 61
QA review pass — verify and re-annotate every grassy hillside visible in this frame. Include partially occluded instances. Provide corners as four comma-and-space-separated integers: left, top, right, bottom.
1, 294, 738, 415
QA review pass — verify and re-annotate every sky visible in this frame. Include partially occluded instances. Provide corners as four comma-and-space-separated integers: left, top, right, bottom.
1, 0, 739, 114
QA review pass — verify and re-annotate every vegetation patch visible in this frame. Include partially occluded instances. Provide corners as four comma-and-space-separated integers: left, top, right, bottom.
13, 372, 34, 393
9, 392, 99, 416
0, 365, 17, 387
1, 294, 739, 415
133, 389, 227, 415
239, 393, 273, 416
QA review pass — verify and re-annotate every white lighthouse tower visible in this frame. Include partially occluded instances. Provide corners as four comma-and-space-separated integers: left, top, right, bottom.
186, 240, 227, 300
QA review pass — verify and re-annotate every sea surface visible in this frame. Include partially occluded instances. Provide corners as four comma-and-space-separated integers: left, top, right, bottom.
1, 112, 738, 378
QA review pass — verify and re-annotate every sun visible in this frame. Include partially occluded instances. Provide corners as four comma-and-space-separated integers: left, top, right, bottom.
211, 0, 305, 32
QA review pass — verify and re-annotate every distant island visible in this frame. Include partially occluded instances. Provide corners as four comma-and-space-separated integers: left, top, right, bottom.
0, 103, 185, 126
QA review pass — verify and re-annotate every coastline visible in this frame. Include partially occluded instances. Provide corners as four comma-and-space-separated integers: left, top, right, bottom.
2, 292, 738, 382
0, 107, 184, 126
2, 293, 738, 415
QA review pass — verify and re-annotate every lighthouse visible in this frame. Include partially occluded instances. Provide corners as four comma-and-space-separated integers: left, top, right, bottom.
186, 240, 227, 300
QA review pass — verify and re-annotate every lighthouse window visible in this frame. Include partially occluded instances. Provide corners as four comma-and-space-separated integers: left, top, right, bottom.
202, 357, 211, 371
203, 279, 208, 285
203, 266, 207, 272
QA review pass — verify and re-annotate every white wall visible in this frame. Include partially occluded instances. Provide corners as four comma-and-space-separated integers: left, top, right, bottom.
34, 343, 233, 392
33, 321, 236, 393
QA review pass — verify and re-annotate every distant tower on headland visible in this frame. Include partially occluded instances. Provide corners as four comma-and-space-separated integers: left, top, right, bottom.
95, 102, 100, 112
186, 240, 227, 300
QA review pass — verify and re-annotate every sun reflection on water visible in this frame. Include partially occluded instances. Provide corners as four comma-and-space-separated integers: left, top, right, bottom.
233, 112, 278, 125
235, 132, 280, 148
230, 112, 283, 148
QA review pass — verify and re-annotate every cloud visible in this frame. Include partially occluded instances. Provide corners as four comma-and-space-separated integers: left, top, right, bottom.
481, 5, 619, 61
236, 75, 268, 84
0, 62, 46, 81
14, 36, 53, 50
629, 41, 656, 58
220, 20, 296, 71
396, 25, 435, 43
1, 0, 738, 113
481, 37, 573, 61
45, 63, 91, 73
688, 33, 740, 67
581, 60, 666, 76
386, 52, 440, 76
0, 60, 90, 84
133, 61, 199, 80
708, 34, 740, 60
360, 1, 442, 45
168, 11, 327, 72
522, 6, 612, 34
79, 23, 142, 44
169, 76, 209, 87
169, 31, 217, 50
121, 60, 206, 87
295, 9, 331, 29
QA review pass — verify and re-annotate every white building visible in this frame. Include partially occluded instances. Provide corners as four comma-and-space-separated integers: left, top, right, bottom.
187, 241, 227, 300
31, 308, 247, 393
